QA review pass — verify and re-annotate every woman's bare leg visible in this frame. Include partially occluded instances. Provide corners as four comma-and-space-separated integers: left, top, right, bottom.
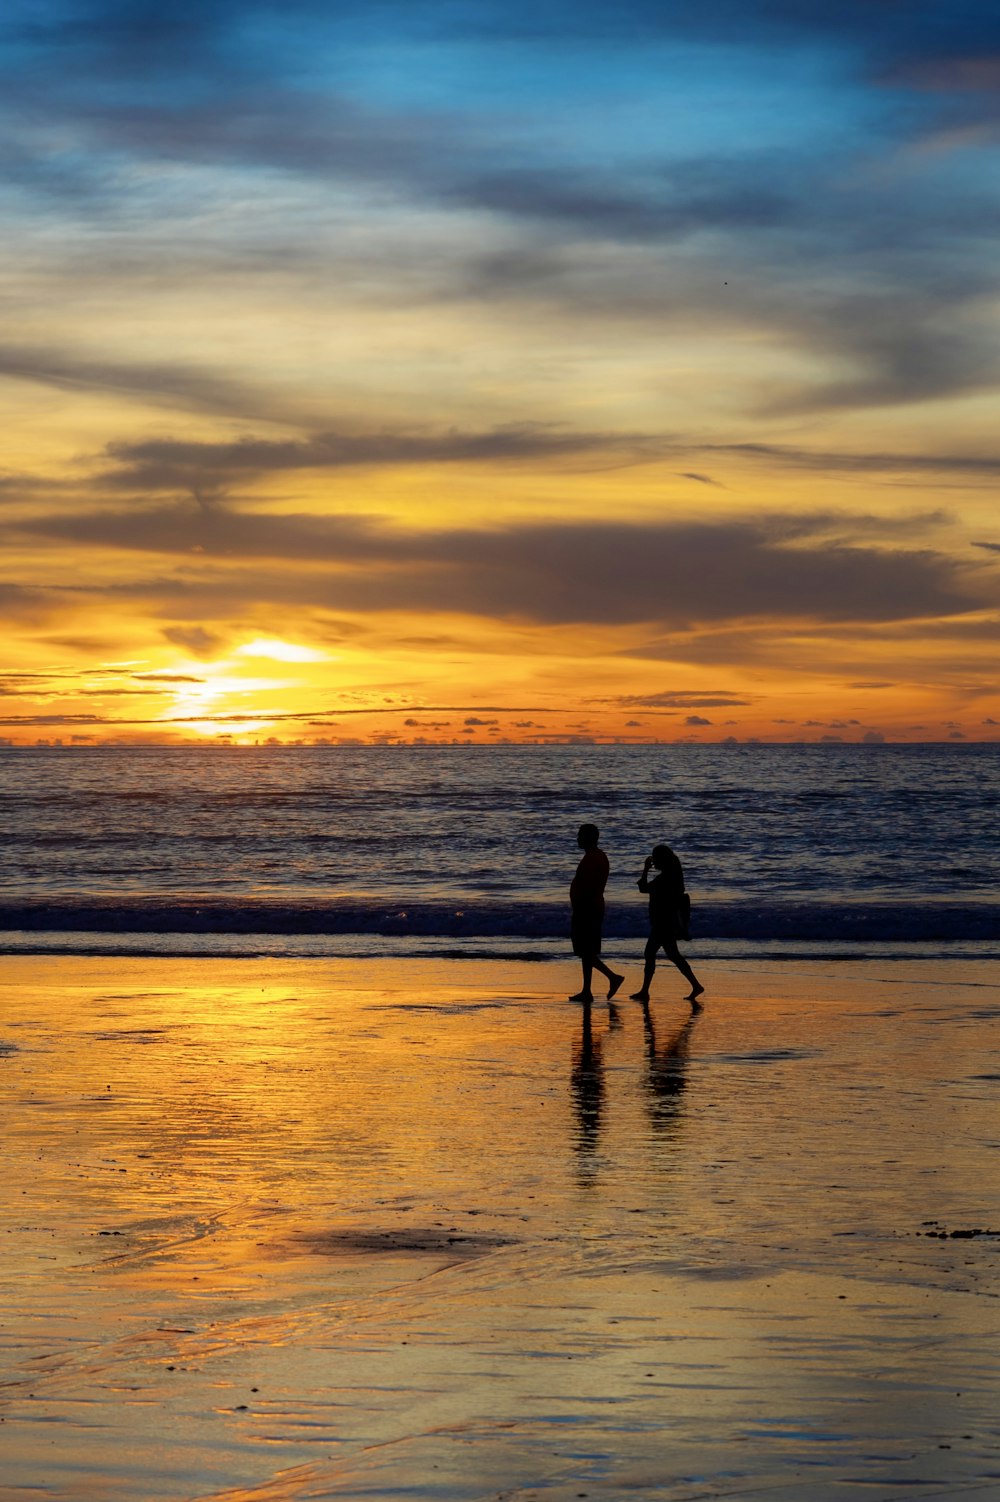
630, 935, 659, 1000
663, 940, 704, 1003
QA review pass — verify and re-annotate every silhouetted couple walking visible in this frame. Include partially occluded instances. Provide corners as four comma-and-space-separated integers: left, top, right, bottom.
569, 823, 704, 1007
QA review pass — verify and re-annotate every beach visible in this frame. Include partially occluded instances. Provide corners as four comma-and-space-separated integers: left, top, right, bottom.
3, 953, 1000, 1500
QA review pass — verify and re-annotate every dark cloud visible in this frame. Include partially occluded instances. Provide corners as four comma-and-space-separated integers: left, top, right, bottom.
678, 472, 723, 487
16, 504, 990, 627
0, 669, 96, 682
37, 634, 137, 654
95, 424, 654, 493
395, 634, 461, 648
161, 625, 226, 657
446, 162, 794, 243
0, 581, 58, 621
769, 295, 1000, 414
79, 687, 164, 697
835, 615, 1000, 644
0, 342, 284, 421
83, 429, 1000, 501
709, 444, 1000, 481
132, 671, 205, 683
605, 691, 751, 708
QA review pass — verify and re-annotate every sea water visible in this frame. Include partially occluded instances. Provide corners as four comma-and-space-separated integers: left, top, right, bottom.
1, 742, 997, 959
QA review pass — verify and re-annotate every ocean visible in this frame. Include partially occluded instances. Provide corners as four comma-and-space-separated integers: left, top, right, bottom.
1, 742, 997, 961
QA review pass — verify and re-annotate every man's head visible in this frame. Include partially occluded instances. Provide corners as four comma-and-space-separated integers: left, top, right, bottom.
577, 823, 600, 850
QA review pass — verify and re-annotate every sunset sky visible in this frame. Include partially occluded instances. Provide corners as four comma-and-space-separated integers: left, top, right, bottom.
2, 0, 999, 744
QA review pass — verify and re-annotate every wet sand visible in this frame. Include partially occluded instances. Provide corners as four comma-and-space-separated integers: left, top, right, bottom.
2, 952, 1000, 1501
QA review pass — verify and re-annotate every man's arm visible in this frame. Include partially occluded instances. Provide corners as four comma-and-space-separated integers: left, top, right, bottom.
572, 849, 607, 905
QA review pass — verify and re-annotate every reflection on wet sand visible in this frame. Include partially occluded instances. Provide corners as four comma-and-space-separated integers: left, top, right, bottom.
641, 1000, 697, 1139
3, 954, 1000, 1502
570, 999, 604, 1178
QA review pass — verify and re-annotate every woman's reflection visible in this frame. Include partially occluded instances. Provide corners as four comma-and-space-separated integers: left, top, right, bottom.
642, 1000, 698, 1140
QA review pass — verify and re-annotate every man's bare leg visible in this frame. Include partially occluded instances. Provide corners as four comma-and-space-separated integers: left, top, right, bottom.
569, 956, 594, 1002
592, 955, 625, 999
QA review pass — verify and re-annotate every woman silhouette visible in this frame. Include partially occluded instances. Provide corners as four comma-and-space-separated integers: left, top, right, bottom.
630, 843, 704, 1006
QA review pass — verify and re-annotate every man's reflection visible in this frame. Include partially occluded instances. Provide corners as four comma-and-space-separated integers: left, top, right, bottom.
642, 1001, 698, 1139
570, 999, 605, 1182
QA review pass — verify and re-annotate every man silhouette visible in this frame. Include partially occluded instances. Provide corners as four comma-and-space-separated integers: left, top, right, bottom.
569, 823, 624, 1003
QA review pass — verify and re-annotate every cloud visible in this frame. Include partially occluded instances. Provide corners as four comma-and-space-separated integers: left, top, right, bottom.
0, 582, 58, 622
606, 690, 750, 708
132, 672, 206, 684
80, 687, 164, 697
685, 714, 712, 725
0, 342, 284, 422
18, 504, 991, 629
94, 423, 656, 494
0, 701, 556, 730
74, 428, 1000, 505
708, 445, 1000, 482
161, 625, 226, 657
770, 294, 1000, 414
678, 472, 723, 487
445, 161, 795, 243
5, 0, 1000, 428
